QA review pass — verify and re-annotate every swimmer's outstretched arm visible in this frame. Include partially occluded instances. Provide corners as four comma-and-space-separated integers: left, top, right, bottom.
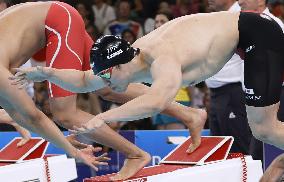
10, 66, 106, 93
48, 68, 106, 92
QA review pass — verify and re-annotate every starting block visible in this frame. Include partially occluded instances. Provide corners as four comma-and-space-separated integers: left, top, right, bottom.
85, 136, 263, 182
0, 137, 77, 182
0, 137, 48, 163
161, 136, 233, 165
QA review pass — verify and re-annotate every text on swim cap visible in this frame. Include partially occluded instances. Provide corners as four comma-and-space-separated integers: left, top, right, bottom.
107, 44, 119, 54
107, 49, 123, 59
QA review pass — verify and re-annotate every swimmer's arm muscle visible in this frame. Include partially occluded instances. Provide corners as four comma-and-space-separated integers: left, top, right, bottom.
46, 67, 106, 93
97, 58, 182, 122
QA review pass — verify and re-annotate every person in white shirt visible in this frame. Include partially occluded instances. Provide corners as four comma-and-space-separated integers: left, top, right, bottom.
92, 0, 116, 34
206, 0, 252, 155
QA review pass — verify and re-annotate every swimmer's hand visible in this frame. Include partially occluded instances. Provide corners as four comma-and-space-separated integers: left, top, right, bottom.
74, 146, 111, 171
260, 153, 284, 182
16, 127, 31, 147
16, 137, 31, 147
66, 134, 90, 149
9, 66, 48, 88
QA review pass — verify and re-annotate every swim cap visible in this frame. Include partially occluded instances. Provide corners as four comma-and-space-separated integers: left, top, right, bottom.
90, 35, 139, 75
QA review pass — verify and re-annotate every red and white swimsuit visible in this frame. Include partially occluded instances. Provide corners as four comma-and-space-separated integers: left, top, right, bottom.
33, 1, 93, 98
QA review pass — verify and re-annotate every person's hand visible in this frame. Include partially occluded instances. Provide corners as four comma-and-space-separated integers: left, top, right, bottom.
9, 66, 47, 89
70, 118, 105, 134
66, 134, 90, 149
260, 153, 284, 182
74, 146, 110, 171
16, 128, 31, 147
17, 137, 30, 147
260, 166, 284, 182
16, 129, 31, 147
11, 120, 32, 147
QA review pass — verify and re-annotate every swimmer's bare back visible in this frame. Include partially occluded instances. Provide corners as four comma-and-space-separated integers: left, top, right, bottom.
0, 1, 52, 69
134, 11, 240, 84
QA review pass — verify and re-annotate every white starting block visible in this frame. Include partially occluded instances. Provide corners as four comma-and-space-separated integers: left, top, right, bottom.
0, 137, 77, 182
0, 155, 77, 182
85, 136, 263, 182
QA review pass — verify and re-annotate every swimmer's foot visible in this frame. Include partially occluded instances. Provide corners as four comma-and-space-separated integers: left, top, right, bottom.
183, 108, 207, 153
110, 151, 151, 181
